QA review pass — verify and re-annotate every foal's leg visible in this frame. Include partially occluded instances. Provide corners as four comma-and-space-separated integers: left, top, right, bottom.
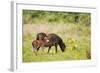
37, 47, 40, 52
41, 47, 45, 55
36, 47, 40, 55
55, 44, 58, 53
37, 47, 45, 55
32, 47, 37, 55
47, 46, 51, 54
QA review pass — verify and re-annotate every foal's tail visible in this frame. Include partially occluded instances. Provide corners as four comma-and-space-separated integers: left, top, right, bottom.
32, 41, 38, 55
58, 40, 66, 52
36, 32, 47, 40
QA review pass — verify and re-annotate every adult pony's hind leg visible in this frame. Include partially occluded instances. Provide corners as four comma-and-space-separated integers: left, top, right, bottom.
47, 46, 51, 54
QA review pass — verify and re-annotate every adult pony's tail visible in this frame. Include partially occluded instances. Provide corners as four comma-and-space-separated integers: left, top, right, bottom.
36, 32, 47, 40
58, 40, 66, 52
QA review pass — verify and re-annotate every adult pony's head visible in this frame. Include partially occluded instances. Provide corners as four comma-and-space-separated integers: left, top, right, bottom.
59, 42, 66, 52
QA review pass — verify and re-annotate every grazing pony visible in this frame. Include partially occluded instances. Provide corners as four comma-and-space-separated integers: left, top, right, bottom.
32, 33, 66, 54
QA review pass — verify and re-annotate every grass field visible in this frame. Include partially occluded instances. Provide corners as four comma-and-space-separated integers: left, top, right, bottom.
22, 23, 91, 62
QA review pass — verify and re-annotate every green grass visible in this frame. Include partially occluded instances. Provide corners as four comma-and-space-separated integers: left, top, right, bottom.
22, 23, 91, 62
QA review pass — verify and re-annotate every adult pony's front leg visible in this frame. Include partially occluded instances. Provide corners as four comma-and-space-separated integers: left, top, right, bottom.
55, 44, 58, 53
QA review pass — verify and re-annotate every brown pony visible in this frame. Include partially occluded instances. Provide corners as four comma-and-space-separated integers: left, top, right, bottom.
32, 39, 54, 54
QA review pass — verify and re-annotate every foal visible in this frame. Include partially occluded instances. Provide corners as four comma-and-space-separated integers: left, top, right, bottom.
32, 38, 53, 55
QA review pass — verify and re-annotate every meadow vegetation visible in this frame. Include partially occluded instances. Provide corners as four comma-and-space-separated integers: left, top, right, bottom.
22, 10, 91, 62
